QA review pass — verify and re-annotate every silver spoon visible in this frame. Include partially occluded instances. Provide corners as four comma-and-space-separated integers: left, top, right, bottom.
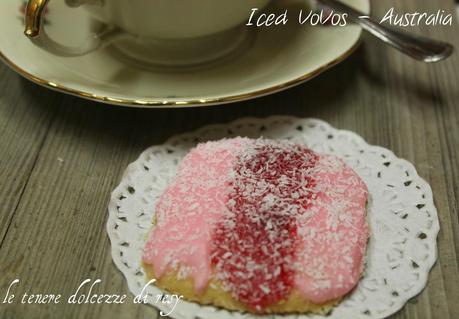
316, 0, 454, 62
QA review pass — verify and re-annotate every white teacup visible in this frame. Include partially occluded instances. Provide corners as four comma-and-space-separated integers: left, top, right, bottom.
24, 0, 271, 66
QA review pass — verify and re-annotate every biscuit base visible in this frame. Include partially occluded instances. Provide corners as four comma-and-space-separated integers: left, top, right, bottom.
143, 264, 339, 314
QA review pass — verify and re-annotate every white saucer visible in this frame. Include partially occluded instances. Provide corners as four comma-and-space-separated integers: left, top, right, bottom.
0, 0, 368, 107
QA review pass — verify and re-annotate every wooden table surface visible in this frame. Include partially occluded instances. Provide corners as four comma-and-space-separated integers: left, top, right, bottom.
1, 0, 458, 318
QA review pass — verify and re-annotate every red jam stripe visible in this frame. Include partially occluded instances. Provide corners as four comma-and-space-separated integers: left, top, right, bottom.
212, 141, 318, 310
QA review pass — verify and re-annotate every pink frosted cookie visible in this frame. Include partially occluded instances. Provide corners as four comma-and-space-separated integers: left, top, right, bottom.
142, 138, 369, 314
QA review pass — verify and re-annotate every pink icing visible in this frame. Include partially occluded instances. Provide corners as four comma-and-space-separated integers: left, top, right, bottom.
142, 138, 251, 292
293, 155, 369, 303
142, 138, 369, 308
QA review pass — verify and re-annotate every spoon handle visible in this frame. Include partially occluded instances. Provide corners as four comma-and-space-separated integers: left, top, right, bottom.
317, 0, 454, 62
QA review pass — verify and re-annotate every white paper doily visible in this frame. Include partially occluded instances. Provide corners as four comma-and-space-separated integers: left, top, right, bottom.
107, 117, 439, 319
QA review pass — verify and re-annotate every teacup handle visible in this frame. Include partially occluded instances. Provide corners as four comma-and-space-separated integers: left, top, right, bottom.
24, 0, 124, 56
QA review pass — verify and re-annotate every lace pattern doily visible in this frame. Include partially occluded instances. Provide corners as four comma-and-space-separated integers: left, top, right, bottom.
107, 117, 439, 319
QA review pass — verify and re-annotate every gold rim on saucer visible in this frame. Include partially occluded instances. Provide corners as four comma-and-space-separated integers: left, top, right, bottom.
1, 0, 368, 108
0, 40, 360, 108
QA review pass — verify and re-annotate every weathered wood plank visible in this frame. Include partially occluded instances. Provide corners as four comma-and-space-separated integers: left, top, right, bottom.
0, 68, 58, 246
